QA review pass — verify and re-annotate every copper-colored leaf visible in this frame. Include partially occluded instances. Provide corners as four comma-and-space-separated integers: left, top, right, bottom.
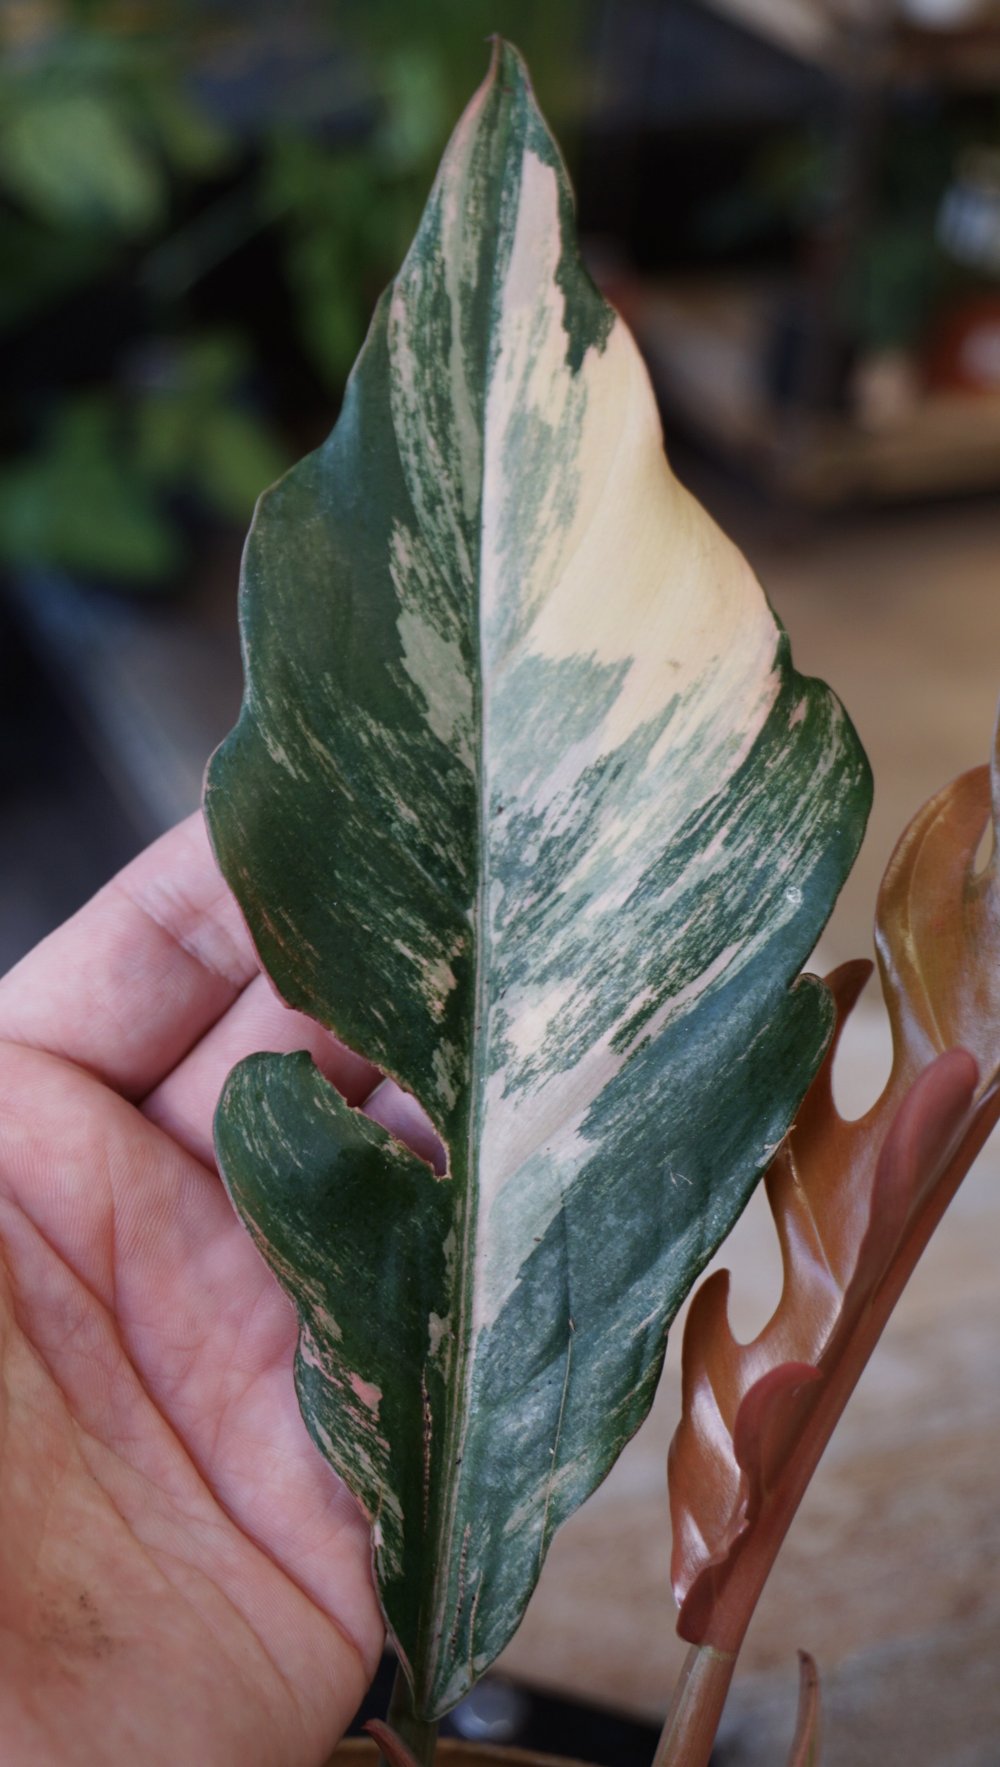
364, 1720, 423, 1767
669, 717, 1000, 1650
787, 1651, 822, 1767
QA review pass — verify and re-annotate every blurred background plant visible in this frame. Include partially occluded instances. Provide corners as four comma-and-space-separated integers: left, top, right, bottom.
0, 0, 587, 587
9, 0, 1000, 591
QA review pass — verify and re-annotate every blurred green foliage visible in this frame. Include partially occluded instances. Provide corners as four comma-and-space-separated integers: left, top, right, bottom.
0, 0, 590, 586
0, 336, 288, 579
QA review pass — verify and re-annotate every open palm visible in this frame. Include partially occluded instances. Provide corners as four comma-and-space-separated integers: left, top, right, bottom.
0, 814, 413, 1766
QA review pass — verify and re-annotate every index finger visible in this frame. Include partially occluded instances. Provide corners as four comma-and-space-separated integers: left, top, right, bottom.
0, 812, 258, 1097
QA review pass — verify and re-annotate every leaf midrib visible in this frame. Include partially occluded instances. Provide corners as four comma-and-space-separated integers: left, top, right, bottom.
410, 79, 518, 1698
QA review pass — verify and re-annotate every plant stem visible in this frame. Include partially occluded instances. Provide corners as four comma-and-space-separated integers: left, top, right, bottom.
652, 1643, 737, 1767
376, 1664, 439, 1767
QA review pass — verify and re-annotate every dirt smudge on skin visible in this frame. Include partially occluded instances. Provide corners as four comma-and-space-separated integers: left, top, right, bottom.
38, 1589, 115, 1662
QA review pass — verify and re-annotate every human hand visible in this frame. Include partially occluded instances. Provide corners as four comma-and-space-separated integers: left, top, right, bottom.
0, 814, 434, 1766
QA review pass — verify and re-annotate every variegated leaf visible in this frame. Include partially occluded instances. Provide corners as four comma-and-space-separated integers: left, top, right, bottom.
205, 41, 871, 1719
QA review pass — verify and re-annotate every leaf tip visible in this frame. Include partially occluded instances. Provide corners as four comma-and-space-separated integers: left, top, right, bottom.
787, 1649, 822, 1767
483, 33, 530, 88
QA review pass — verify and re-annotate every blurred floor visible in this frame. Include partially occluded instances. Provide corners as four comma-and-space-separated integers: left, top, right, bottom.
757, 491, 1000, 975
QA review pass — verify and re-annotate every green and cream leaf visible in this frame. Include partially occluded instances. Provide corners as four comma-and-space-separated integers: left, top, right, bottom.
205, 41, 871, 1720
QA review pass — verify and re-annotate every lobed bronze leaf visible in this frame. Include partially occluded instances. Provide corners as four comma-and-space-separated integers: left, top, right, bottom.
669, 711, 1000, 1650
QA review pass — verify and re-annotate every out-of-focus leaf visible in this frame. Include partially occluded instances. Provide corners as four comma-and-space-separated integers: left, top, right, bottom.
132, 334, 288, 521
375, 46, 451, 172
176, 333, 252, 393
281, 223, 368, 386
0, 89, 164, 231
206, 42, 870, 1719
267, 137, 403, 386
0, 396, 177, 580
669, 716, 1000, 1651
0, 210, 109, 327
134, 392, 192, 487
195, 405, 289, 521
140, 78, 233, 178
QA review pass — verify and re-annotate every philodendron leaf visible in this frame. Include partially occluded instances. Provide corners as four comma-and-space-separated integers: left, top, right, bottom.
205, 41, 871, 1719
669, 713, 1000, 1653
